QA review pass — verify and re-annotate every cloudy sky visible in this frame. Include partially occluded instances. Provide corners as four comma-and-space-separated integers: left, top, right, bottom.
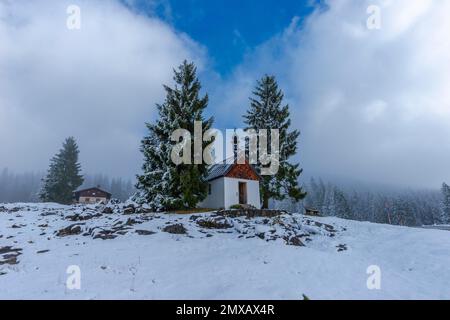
0, 0, 449, 189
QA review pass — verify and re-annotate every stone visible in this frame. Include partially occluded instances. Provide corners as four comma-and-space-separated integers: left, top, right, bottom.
123, 205, 135, 215
0, 246, 22, 265
135, 229, 155, 235
56, 224, 83, 237
196, 218, 232, 229
286, 236, 305, 247
102, 206, 114, 214
163, 223, 187, 234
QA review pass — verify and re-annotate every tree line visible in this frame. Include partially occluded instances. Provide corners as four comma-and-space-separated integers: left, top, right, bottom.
0, 167, 134, 204
275, 178, 450, 227
7, 59, 448, 222
0, 169, 43, 203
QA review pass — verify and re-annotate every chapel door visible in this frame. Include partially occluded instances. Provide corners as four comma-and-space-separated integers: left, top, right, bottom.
238, 182, 247, 204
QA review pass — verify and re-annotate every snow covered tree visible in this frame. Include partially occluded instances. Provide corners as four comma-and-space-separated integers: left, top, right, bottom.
110, 177, 125, 201
134, 61, 213, 210
349, 191, 366, 221
391, 197, 415, 226
440, 182, 450, 224
244, 75, 306, 208
334, 187, 351, 219
321, 183, 336, 216
39, 137, 83, 204
304, 177, 324, 210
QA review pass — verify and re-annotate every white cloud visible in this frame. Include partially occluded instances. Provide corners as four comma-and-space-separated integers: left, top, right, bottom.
212, 0, 450, 188
1, 0, 449, 189
0, 0, 204, 177
362, 100, 387, 123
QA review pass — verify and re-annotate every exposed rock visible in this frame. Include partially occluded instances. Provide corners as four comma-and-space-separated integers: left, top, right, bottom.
0, 246, 22, 265
163, 223, 187, 234
102, 206, 114, 214
123, 205, 136, 215
256, 233, 265, 239
109, 198, 121, 205
229, 204, 257, 210
36, 250, 50, 254
197, 218, 232, 229
286, 236, 305, 247
66, 212, 101, 221
0, 246, 22, 255
56, 224, 83, 237
0, 255, 19, 265
125, 218, 139, 226
135, 229, 155, 235
93, 230, 117, 240
136, 207, 153, 214
41, 211, 57, 216
190, 215, 200, 221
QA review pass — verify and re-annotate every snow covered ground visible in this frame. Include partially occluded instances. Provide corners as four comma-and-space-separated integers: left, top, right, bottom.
1, 203, 449, 300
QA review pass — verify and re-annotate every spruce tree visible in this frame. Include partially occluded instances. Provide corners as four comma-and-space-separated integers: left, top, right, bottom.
40, 137, 84, 204
244, 75, 306, 208
440, 182, 450, 224
135, 61, 213, 210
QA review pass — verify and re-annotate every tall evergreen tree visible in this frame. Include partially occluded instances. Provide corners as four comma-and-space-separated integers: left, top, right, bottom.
440, 182, 450, 224
134, 61, 213, 210
244, 75, 306, 208
40, 137, 84, 204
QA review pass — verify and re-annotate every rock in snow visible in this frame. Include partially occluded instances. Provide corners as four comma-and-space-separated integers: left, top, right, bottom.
0, 202, 450, 299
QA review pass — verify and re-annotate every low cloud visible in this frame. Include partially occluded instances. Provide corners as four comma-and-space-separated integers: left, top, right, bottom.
0, 0, 204, 177
1, 0, 449, 189
212, 0, 450, 188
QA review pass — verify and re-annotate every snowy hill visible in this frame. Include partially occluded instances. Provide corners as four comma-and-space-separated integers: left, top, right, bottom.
0, 203, 449, 299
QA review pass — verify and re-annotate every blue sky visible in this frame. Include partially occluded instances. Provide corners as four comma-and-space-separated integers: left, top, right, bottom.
130, 0, 317, 74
